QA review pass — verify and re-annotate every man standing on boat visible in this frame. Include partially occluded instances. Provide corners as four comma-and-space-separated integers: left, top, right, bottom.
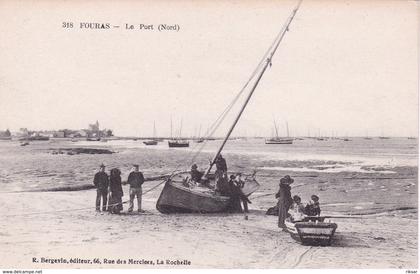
127, 164, 145, 213
214, 154, 228, 192
276, 175, 294, 230
93, 163, 109, 212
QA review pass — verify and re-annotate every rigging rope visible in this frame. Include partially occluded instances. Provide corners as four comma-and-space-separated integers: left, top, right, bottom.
1, 0, 304, 218
188, 0, 304, 164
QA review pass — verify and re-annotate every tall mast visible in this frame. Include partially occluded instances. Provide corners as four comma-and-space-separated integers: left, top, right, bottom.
204, 0, 303, 177
153, 121, 156, 138
274, 119, 279, 138
286, 122, 290, 137
170, 117, 173, 139
180, 119, 183, 139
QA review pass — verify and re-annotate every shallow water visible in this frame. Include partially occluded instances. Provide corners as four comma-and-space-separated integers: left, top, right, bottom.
0, 137, 417, 215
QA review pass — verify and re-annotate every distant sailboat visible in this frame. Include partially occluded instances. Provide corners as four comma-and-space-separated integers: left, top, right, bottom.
265, 121, 293, 144
144, 121, 158, 146
168, 118, 189, 148
194, 125, 204, 143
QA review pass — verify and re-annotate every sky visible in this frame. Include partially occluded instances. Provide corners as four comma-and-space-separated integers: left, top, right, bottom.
0, 0, 418, 137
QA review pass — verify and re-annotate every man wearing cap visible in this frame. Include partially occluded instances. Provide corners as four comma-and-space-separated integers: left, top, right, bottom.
275, 175, 294, 230
93, 163, 110, 212
127, 164, 145, 213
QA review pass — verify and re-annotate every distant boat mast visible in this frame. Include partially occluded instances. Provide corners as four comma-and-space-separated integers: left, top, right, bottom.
204, 0, 303, 177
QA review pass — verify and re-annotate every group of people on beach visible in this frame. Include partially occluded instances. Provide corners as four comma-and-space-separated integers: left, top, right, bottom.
93, 156, 320, 222
273, 175, 321, 230
93, 163, 145, 214
187, 154, 251, 213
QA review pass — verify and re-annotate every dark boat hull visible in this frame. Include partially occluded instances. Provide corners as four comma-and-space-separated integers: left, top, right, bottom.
143, 140, 158, 145
156, 172, 259, 214
168, 141, 189, 147
265, 138, 293, 144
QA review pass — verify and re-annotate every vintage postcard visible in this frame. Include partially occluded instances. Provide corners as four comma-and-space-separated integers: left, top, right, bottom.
0, 0, 418, 271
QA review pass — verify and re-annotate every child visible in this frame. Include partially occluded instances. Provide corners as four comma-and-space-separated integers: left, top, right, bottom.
288, 195, 306, 222
305, 195, 321, 216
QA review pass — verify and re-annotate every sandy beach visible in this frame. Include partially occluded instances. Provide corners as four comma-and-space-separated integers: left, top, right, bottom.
0, 185, 417, 269
0, 138, 417, 269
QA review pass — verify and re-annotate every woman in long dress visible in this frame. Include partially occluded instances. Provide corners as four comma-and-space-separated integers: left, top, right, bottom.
109, 168, 124, 214
275, 175, 294, 229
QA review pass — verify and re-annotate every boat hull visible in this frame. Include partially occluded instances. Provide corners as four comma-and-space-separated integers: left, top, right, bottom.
156, 172, 259, 214
143, 140, 158, 145
265, 138, 293, 144
168, 141, 189, 147
285, 218, 337, 246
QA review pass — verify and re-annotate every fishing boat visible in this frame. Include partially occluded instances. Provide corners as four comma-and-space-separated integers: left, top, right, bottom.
157, 0, 303, 214
193, 125, 204, 143
168, 118, 189, 148
285, 217, 337, 246
168, 140, 189, 147
86, 137, 101, 141
144, 122, 159, 146
156, 172, 259, 213
144, 140, 158, 145
265, 121, 293, 144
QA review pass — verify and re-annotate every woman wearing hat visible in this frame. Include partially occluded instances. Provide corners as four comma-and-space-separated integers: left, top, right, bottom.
109, 168, 124, 214
275, 175, 294, 230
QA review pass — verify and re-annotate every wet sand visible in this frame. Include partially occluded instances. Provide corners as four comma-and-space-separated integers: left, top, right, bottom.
0, 139, 417, 268
0, 181, 417, 269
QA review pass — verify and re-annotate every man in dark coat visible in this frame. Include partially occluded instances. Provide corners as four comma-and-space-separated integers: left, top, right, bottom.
276, 175, 294, 229
190, 164, 203, 182
127, 164, 145, 213
109, 168, 123, 214
215, 154, 227, 172
93, 163, 109, 212
215, 154, 228, 193
227, 175, 242, 212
